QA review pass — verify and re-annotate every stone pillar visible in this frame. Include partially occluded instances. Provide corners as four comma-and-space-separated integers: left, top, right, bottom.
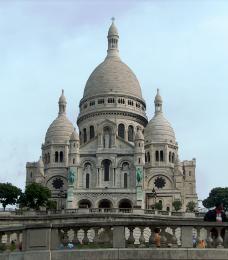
23, 227, 52, 251
224, 228, 228, 248
181, 226, 193, 248
97, 168, 100, 187
64, 145, 68, 166
113, 226, 125, 248
51, 228, 61, 250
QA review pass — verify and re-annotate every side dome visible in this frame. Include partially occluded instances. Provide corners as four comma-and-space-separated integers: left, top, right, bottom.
144, 89, 176, 143
45, 115, 74, 144
45, 91, 74, 144
83, 57, 143, 99
144, 113, 175, 143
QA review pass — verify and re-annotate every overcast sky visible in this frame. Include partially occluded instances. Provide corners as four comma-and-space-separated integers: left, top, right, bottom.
0, 0, 228, 201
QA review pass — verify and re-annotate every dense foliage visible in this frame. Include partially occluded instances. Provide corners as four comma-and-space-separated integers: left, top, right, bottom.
203, 187, 228, 210
172, 200, 182, 212
186, 201, 197, 212
19, 183, 51, 210
154, 201, 163, 211
0, 183, 21, 210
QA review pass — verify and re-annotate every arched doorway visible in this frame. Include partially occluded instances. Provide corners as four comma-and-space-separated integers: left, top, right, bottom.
119, 199, 132, 209
98, 199, 112, 209
78, 199, 92, 209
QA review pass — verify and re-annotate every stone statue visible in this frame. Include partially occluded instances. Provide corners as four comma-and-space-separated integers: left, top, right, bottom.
136, 168, 143, 185
68, 167, 76, 185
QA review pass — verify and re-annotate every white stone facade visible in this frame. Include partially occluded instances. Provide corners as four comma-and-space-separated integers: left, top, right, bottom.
26, 21, 198, 211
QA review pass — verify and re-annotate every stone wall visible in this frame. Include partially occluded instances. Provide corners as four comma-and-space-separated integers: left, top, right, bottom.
1, 249, 228, 260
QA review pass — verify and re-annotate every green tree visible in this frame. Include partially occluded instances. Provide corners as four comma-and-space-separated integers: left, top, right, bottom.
19, 183, 51, 210
172, 200, 182, 212
0, 183, 21, 211
46, 200, 57, 210
203, 187, 228, 210
186, 201, 197, 212
154, 201, 163, 211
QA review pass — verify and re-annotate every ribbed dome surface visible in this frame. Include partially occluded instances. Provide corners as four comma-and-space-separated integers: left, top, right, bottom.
45, 115, 74, 143
70, 129, 79, 141
144, 113, 175, 143
83, 56, 143, 99
108, 22, 118, 36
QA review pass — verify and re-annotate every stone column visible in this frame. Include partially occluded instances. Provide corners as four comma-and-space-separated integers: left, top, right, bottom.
113, 226, 125, 248
181, 226, 193, 248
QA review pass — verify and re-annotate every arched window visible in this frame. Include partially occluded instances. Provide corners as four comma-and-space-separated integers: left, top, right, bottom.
172, 153, 175, 163
147, 152, 150, 162
128, 125, 134, 142
60, 151, 64, 162
155, 151, 159, 162
169, 152, 171, 162
44, 154, 47, 164
158, 200, 163, 210
103, 127, 111, 148
47, 153, 50, 163
83, 128, 87, 143
145, 154, 147, 163
55, 151, 58, 162
90, 125, 95, 139
78, 199, 91, 208
86, 174, 90, 189
124, 173, 128, 188
160, 151, 164, 161
73, 158, 75, 164
118, 124, 125, 139
103, 159, 111, 181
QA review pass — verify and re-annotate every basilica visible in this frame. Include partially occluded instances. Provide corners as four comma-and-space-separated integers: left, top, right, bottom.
26, 21, 198, 211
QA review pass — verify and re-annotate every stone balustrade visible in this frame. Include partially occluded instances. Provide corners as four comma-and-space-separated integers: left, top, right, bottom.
0, 218, 228, 252
0, 208, 206, 218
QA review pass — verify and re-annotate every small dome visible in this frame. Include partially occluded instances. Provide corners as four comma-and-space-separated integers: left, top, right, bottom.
45, 114, 74, 144
135, 128, 144, 140
108, 22, 118, 36
70, 129, 79, 141
83, 56, 143, 99
144, 113, 175, 143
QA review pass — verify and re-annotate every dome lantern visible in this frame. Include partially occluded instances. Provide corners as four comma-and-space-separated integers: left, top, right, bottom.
58, 89, 67, 116
154, 88, 163, 115
107, 17, 119, 57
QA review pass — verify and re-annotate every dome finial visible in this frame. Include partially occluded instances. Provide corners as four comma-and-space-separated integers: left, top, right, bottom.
107, 18, 119, 57
58, 89, 67, 116
154, 88, 163, 115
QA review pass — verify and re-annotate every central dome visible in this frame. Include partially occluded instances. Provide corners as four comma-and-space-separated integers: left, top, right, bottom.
82, 21, 143, 100
83, 56, 142, 99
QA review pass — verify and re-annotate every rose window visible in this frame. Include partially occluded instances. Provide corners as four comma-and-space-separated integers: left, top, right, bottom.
154, 177, 166, 189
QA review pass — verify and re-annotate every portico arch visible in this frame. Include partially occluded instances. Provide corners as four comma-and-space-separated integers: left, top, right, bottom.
98, 199, 113, 209
118, 199, 132, 209
78, 199, 92, 208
